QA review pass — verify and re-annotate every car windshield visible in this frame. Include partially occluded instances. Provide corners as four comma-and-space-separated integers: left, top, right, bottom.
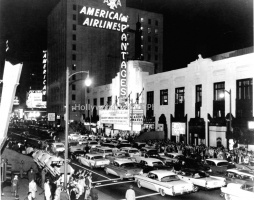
56, 145, 64, 148
129, 150, 139, 153
93, 156, 104, 160
105, 150, 112, 153
153, 162, 164, 166
161, 175, 180, 182
89, 142, 97, 144
149, 150, 158, 154
192, 172, 210, 178
121, 162, 136, 168
217, 162, 228, 166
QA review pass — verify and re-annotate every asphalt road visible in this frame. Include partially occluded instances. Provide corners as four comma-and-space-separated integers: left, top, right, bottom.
70, 162, 224, 200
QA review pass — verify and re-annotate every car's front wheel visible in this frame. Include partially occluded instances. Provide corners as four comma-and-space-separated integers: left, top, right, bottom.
159, 188, 166, 196
137, 181, 141, 188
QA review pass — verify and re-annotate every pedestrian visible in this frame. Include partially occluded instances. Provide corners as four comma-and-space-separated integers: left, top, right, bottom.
44, 179, 51, 200
11, 174, 19, 197
24, 192, 33, 200
1, 158, 6, 196
60, 188, 70, 200
84, 174, 92, 200
54, 185, 63, 200
28, 168, 36, 183
125, 185, 135, 200
90, 184, 98, 200
29, 179, 37, 199
19, 160, 24, 179
41, 168, 46, 189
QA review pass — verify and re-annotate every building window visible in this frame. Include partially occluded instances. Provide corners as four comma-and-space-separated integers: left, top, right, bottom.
154, 63, 158, 73
147, 54, 151, 61
155, 37, 158, 43
72, 54, 76, 60
148, 27, 151, 34
214, 82, 225, 101
213, 82, 225, 118
236, 78, 253, 118
155, 46, 158, 52
175, 87, 185, 104
148, 36, 151, 42
147, 91, 154, 118
93, 98, 97, 106
196, 85, 202, 117
155, 55, 158, 61
148, 45, 151, 51
107, 96, 112, 105
72, 94, 76, 101
72, 74, 76, 81
73, 24, 76, 30
141, 26, 143, 30
140, 17, 144, 22
160, 89, 168, 105
73, 34, 76, 40
155, 20, 158, 26
73, 4, 77, 10
148, 19, 151, 24
72, 44, 76, 50
72, 64, 76, 70
73, 14, 76, 20
100, 97, 104, 106
72, 84, 76, 90
155, 29, 158, 34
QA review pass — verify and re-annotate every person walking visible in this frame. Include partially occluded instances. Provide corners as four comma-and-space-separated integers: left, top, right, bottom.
90, 184, 98, 200
41, 168, 46, 189
84, 174, 92, 200
44, 179, 51, 200
60, 188, 70, 200
29, 179, 37, 199
19, 160, 24, 179
28, 168, 36, 183
24, 192, 33, 200
125, 185, 135, 200
11, 175, 19, 197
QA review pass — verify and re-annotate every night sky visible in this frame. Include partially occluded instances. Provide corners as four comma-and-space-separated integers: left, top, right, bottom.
0, 0, 253, 103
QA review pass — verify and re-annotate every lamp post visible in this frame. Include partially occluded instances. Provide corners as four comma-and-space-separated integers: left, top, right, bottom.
64, 67, 91, 189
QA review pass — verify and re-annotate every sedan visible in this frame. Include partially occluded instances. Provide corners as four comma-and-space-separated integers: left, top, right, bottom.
135, 170, 195, 196
69, 150, 86, 161
105, 159, 143, 180
78, 153, 110, 169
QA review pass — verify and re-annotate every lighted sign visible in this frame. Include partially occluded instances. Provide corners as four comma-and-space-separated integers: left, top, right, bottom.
78, 6, 128, 32
13, 96, 19, 105
26, 90, 46, 108
119, 20, 129, 103
48, 113, 56, 122
172, 122, 186, 136
103, 0, 122, 10
42, 50, 47, 96
248, 121, 254, 130
130, 110, 143, 125
99, 109, 129, 125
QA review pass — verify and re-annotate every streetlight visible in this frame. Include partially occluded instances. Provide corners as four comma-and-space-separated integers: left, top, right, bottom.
220, 89, 232, 141
64, 67, 91, 189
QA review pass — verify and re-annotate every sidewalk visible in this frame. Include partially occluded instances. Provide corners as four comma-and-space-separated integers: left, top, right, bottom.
1, 178, 115, 200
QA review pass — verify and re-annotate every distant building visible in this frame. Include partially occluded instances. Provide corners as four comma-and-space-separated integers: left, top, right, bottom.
47, 0, 163, 123
87, 48, 254, 150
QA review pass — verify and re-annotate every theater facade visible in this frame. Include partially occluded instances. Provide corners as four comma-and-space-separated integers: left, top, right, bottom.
86, 47, 254, 150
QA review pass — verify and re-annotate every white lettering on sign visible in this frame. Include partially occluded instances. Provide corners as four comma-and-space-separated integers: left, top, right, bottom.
119, 19, 129, 101
79, 6, 127, 32
42, 50, 47, 97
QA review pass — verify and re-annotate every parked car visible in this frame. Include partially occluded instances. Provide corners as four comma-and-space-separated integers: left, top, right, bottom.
69, 150, 86, 161
51, 142, 65, 153
105, 151, 132, 163
163, 152, 185, 163
135, 170, 195, 196
78, 153, 110, 169
221, 181, 254, 200
205, 159, 235, 174
177, 169, 226, 192
224, 168, 254, 184
139, 158, 173, 173
133, 142, 146, 149
120, 147, 141, 157
96, 147, 114, 157
69, 142, 87, 153
172, 158, 212, 172
105, 159, 143, 180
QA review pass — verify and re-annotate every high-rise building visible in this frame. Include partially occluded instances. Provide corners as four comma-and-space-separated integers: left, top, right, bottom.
47, 0, 163, 123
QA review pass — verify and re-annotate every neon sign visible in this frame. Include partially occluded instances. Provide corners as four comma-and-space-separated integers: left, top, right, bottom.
42, 50, 47, 96
103, 0, 122, 10
79, 6, 127, 32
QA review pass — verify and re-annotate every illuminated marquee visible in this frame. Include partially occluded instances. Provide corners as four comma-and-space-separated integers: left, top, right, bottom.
78, 6, 128, 32
42, 50, 47, 96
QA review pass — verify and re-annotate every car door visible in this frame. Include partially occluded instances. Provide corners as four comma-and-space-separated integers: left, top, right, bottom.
144, 172, 158, 191
107, 161, 119, 176
82, 155, 90, 167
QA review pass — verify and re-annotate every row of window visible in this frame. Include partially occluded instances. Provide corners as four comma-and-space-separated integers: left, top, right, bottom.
141, 27, 158, 35
140, 18, 159, 26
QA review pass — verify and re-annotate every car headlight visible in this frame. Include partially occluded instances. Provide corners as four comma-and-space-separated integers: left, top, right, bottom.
208, 169, 212, 172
